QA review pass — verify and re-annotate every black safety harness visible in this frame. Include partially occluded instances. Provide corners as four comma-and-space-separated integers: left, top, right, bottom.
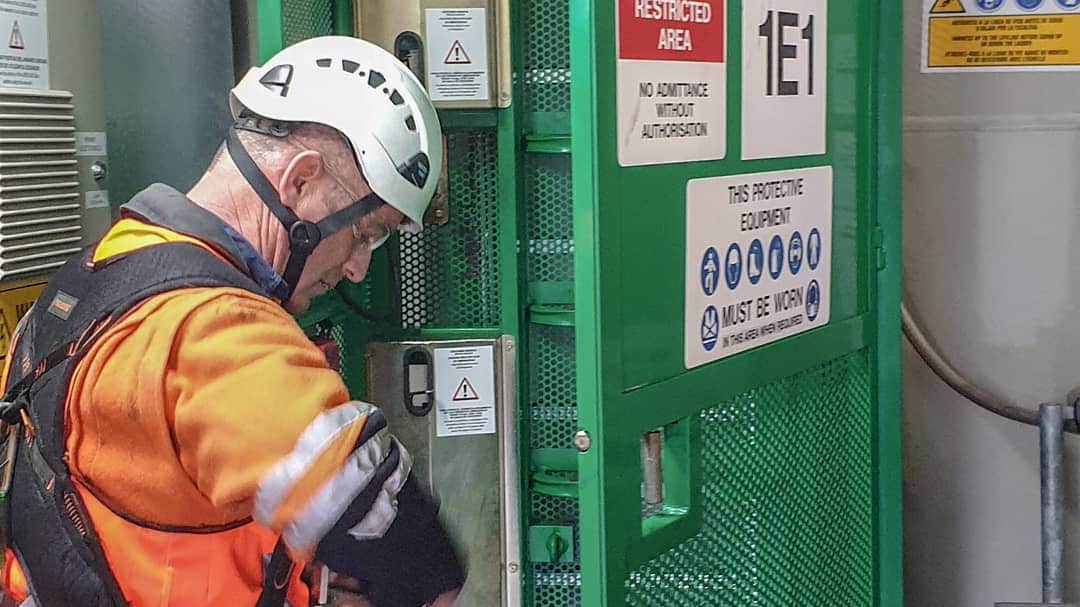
0, 240, 310, 606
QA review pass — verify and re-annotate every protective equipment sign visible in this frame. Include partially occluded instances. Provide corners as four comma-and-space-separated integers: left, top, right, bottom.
685, 166, 832, 368
0, 0, 48, 89
741, 0, 828, 160
434, 345, 496, 437
923, 0, 1080, 71
616, 0, 727, 166
425, 8, 489, 101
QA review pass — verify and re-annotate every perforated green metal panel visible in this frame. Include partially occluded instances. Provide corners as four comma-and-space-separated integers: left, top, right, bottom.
399, 129, 501, 329
523, 0, 570, 115
528, 322, 582, 605
625, 351, 874, 606
281, 0, 334, 45
526, 154, 574, 300
522, 0, 581, 601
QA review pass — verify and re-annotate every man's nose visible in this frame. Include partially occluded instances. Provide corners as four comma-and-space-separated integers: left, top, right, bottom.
341, 246, 372, 283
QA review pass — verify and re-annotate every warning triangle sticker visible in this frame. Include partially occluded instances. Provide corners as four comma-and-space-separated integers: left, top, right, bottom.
8, 20, 24, 50
452, 377, 481, 401
929, 0, 966, 14
443, 40, 471, 65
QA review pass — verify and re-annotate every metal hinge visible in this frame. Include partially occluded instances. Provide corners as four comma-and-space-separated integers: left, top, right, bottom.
873, 225, 887, 271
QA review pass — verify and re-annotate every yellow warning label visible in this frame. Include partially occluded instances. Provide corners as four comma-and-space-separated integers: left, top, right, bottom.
0, 280, 46, 364
930, 0, 966, 14
929, 15, 1080, 68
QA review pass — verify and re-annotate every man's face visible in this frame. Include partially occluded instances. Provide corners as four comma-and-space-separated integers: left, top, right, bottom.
285, 160, 405, 314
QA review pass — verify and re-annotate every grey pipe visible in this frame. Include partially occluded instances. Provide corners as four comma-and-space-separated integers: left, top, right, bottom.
902, 300, 1080, 433
1041, 403, 1065, 604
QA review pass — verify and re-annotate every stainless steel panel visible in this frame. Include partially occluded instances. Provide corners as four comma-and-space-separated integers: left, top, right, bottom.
365, 337, 520, 607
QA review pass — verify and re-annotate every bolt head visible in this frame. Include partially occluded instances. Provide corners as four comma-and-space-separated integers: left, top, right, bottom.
573, 430, 591, 452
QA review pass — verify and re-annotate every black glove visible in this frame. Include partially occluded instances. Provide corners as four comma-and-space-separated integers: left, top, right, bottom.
314, 474, 466, 607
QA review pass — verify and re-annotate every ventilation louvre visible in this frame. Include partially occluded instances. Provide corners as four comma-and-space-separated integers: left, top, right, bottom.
0, 88, 82, 281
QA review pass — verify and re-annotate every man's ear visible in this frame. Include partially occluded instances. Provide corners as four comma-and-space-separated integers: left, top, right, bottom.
279, 150, 324, 211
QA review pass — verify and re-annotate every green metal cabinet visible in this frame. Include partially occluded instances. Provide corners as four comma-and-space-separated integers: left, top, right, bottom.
258, 0, 902, 604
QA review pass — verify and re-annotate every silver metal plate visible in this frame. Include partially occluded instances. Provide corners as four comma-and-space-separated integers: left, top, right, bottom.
365, 337, 519, 607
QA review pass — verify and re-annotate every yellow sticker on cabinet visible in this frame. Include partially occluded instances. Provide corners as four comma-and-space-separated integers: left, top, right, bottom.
923, 0, 1080, 71
0, 280, 46, 363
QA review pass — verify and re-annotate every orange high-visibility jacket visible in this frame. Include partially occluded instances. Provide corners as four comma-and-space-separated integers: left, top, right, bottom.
1, 185, 383, 606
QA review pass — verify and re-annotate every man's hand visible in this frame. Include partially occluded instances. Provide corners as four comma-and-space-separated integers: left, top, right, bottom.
304, 562, 460, 607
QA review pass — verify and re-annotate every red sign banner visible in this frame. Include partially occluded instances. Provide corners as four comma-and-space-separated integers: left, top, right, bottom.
618, 0, 725, 62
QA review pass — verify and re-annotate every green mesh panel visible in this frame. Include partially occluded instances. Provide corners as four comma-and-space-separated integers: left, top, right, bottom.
529, 323, 581, 606
330, 286, 374, 396
399, 129, 500, 329
281, 0, 334, 45
527, 154, 574, 295
303, 281, 375, 398
625, 350, 874, 607
524, 0, 570, 114
523, 0, 577, 603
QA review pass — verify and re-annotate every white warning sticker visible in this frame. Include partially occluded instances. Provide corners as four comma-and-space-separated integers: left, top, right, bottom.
741, 0, 828, 159
434, 345, 496, 437
0, 0, 48, 89
685, 166, 833, 368
616, 0, 727, 166
424, 8, 489, 102
75, 132, 107, 157
84, 190, 108, 210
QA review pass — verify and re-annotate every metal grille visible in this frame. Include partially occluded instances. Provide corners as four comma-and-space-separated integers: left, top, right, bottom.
625, 350, 874, 607
526, 154, 573, 294
399, 129, 500, 329
529, 323, 577, 450
529, 321, 581, 605
524, 0, 571, 114
0, 89, 81, 282
532, 493, 582, 607
281, 0, 334, 45
331, 284, 374, 397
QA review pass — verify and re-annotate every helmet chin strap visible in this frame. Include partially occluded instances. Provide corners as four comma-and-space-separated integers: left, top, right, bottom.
226, 127, 384, 301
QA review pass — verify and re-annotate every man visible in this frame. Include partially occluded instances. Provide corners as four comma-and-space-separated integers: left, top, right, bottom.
0, 36, 463, 607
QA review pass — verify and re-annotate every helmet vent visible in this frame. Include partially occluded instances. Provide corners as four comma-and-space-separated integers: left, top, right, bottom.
315, 58, 332, 68
342, 59, 360, 74
258, 64, 293, 97
397, 152, 430, 188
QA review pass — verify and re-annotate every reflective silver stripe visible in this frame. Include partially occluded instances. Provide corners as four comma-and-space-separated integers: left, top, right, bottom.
254, 402, 373, 528
348, 437, 413, 540
281, 429, 408, 554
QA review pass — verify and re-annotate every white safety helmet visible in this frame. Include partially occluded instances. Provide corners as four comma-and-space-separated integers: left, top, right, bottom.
224, 36, 442, 300
230, 35, 442, 229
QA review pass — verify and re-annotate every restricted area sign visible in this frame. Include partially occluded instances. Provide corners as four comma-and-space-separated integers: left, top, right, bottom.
923, 0, 1080, 72
616, 0, 727, 166
685, 166, 832, 368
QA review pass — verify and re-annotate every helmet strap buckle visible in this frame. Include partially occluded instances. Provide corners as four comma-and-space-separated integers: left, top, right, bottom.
288, 220, 321, 254
233, 113, 291, 139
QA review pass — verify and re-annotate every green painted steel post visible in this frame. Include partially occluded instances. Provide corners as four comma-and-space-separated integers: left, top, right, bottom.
331, 0, 354, 36
569, 0, 607, 603
874, 0, 905, 604
255, 0, 284, 62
